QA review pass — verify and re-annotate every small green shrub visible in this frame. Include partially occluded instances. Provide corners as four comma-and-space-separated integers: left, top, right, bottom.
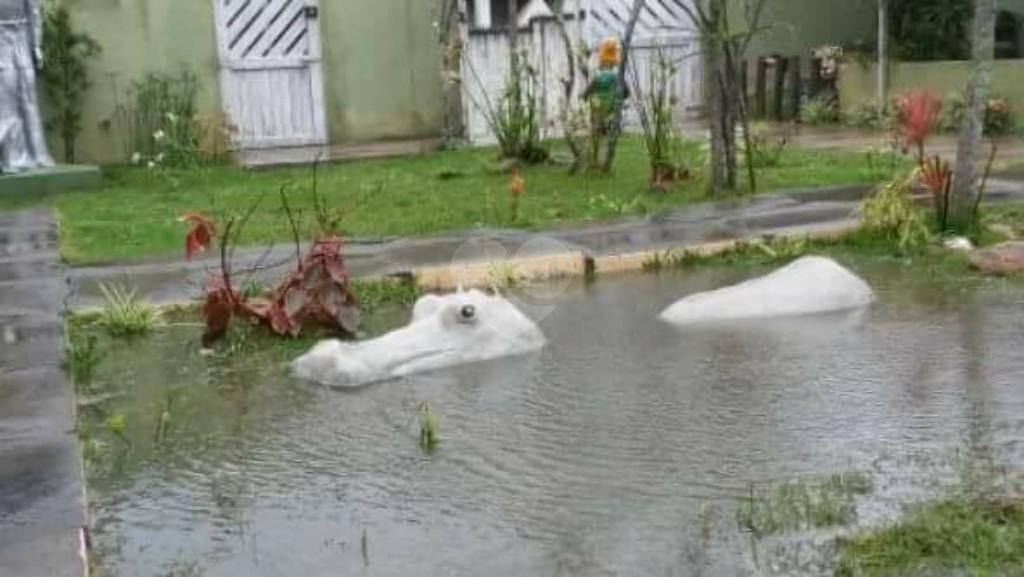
96, 283, 162, 337
859, 178, 932, 253
845, 100, 893, 130
940, 92, 1016, 136
482, 52, 549, 164
61, 333, 103, 384
800, 97, 841, 126
117, 71, 201, 168
631, 50, 687, 187
747, 122, 788, 168
40, 5, 101, 163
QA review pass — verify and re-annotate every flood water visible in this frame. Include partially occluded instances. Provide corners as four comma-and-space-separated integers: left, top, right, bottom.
81, 261, 1024, 576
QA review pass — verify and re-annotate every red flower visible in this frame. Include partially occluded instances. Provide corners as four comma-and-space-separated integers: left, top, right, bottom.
897, 90, 942, 152
178, 213, 215, 260
509, 169, 525, 197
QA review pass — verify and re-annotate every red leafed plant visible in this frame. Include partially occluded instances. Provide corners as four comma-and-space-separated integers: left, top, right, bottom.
249, 236, 360, 337
919, 155, 953, 231
179, 213, 215, 260
179, 175, 359, 346
895, 90, 943, 162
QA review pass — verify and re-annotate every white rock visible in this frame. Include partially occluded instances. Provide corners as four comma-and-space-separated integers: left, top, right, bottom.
658, 256, 874, 325
943, 236, 974, 252
293, 288, 545, 387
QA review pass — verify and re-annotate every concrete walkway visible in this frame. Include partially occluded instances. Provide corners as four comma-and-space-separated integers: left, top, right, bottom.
0, 211, 86, 577
68, 178, 1024, 308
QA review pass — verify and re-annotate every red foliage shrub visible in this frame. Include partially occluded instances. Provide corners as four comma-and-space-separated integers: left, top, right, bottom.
896, 90, 942, 159
177, 213, 360, 346
178, 213, 215, 260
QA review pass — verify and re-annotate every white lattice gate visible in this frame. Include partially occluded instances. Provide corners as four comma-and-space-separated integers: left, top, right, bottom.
213, 0, 327, 149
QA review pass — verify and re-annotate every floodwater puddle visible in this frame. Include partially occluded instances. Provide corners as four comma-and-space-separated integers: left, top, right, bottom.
77, 260, 1024, 576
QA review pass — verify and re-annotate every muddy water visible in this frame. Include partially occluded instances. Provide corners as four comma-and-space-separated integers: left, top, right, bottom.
82, 263, 1024, 576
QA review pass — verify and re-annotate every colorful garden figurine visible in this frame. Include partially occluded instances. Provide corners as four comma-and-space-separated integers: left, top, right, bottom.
582, 37, 629, 166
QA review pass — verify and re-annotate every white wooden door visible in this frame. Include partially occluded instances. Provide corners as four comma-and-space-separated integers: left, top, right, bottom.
213, 0, 328, 149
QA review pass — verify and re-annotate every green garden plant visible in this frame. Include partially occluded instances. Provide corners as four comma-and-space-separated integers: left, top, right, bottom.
117, 71, 200, 168
418, 402, 439, 452
96, 283, 163, 337
800, 97, 840, 126
630, 50, 688, 190
472, 51, 549, 164
747, 122, 788, 169
940, 92, 1016, 136
40, 5, 100, 163
859, 178, 932, 253
845, 99, 893, 131
61, 333, 103, 384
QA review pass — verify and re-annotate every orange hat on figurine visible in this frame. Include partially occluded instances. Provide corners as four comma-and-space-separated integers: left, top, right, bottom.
597, 37, 621, 68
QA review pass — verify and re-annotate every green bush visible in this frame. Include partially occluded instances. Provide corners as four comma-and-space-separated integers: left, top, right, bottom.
859, 178, 932, 253
939, 92, 1016, 136
800, 98, 840, 126
40, 5, 100, 163
117, 71, 201, 168
844, 99, 893, 131
747, 122, 788, 168
96, 283, 163, 337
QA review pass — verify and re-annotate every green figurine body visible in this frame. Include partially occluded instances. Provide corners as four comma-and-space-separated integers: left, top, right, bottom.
582, 38, 629, 165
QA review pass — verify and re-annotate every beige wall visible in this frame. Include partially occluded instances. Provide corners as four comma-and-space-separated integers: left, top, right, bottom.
839, 60, 1024, 113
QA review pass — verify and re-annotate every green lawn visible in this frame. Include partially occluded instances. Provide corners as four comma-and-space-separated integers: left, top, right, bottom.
836, 499, 1024, 576
2, 139, 903, 265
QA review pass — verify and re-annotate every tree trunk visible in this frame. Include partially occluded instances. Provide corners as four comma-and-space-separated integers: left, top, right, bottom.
706, 1, 737, 193
438, 0, 466, 147
949, 0, 997, 232
551, 0, 584, 172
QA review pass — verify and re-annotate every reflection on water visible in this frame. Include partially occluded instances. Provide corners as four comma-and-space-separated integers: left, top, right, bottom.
81, 262, 1024, 576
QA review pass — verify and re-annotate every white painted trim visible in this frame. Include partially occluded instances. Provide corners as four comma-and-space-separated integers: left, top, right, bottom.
304, 0, 328, 143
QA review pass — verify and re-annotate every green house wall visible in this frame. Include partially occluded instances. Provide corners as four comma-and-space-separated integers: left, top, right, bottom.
51, 0, 443, 164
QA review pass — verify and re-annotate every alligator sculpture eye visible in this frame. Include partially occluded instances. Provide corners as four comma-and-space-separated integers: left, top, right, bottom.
458, 304, 477, 323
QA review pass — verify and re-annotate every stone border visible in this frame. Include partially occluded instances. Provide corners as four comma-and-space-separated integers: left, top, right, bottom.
409, 222, 862, 292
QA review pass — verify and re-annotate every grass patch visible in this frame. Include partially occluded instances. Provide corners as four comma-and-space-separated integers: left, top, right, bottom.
61, 333, 104, 384
639, 208, 1024, 287
836, 499, 1024, 576
737, 472, 874, 537
95, 283, 163, 337
1, 140, 906, 265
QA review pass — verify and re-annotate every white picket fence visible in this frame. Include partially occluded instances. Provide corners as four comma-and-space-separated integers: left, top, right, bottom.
461, 1, 703, 145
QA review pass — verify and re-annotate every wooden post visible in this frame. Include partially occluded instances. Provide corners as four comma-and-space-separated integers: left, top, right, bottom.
773, 56, 788, 120
755, 57, 767, 118
788, 56, 802, 120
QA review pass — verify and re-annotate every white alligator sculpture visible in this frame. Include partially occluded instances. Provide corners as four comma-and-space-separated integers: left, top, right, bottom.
293, 288, 545, 387
659, 256, 874, 325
